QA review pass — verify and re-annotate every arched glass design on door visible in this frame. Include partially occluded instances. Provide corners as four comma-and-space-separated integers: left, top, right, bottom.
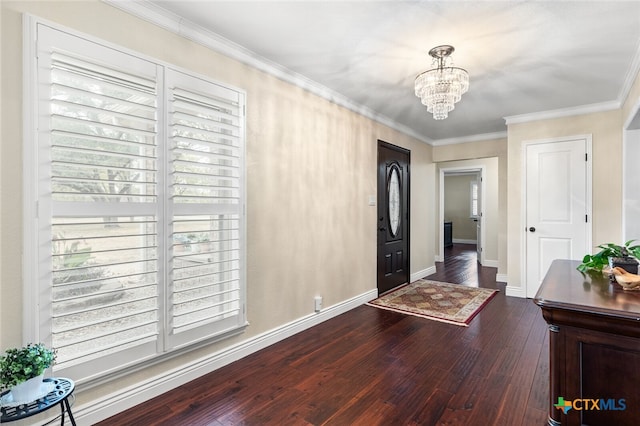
388, 164, 401, 237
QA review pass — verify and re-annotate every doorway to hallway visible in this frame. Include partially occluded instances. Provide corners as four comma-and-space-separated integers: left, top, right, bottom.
440, 167, 484, 264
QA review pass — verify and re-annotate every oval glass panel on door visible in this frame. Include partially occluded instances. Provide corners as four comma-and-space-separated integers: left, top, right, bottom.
388, 165, 401, 237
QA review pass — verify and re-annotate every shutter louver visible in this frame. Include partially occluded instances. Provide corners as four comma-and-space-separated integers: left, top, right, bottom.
471, 181, 479, 217
168, 74, 243, 341
48, 51, 159, 367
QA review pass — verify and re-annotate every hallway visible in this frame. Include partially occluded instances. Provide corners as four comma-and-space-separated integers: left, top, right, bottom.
428, 243, 498, 289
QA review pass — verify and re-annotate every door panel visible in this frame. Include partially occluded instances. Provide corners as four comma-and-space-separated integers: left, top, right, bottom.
476, 220, 481, 260
538, 238, 572, 282
475, 176, 482, 261
525, 139, 588, 298
377, 141, 410, 294
538, 151, 572, 222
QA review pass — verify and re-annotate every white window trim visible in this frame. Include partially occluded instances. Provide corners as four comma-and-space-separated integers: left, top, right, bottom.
470, 180, 479, 219
22, 14, 247, 385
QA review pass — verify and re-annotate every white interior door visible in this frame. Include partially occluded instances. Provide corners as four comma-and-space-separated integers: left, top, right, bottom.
525, 138, 589, 298
475, 174, 482, 261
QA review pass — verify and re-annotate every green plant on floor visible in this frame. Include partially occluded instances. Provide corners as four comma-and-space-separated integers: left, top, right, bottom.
577, 240, 640, 272
0, 343, 57, 389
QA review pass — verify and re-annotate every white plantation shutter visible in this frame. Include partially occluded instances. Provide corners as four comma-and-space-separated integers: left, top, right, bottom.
167, 71, 245, 347
30, 23, 246, 382
471, 181, 479, 218
38, 28, 162, 378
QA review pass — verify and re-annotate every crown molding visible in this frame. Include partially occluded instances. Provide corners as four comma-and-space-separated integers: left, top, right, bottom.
102, 0, 432, 145
504, 38, 638, 127
504, 100, 620, 126
431, 131, 507, 146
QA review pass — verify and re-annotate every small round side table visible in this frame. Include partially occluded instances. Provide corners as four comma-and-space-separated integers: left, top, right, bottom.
1, 377, 76, 425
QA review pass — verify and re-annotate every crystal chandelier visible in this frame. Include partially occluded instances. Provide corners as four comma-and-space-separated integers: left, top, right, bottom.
414, 45, 469, 120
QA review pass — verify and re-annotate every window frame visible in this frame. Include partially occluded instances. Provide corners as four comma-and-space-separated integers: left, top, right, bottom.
470, 180, 479, 219
23, 15, 247, 384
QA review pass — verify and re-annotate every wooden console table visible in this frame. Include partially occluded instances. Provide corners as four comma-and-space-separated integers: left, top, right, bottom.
534, 259, 640, 426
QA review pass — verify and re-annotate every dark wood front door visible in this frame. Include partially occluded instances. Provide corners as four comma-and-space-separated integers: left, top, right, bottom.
377, 141, 410, 294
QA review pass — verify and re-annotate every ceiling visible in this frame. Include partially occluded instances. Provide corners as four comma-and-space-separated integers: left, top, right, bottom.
141, 0, 640, 143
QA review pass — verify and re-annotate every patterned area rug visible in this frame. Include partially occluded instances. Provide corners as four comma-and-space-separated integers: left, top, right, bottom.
367, 279, 498, 326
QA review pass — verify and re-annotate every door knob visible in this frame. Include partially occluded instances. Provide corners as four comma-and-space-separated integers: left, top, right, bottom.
529, 227, 536, 232
379, 227, 387, 232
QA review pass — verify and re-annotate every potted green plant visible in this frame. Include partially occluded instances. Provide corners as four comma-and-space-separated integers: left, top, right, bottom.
577, 240, 640, 273
0, 343, 56, 402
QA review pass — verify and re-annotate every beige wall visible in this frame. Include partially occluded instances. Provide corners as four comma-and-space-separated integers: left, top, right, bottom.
0, 0, 435, 419
506, 109, 623, 291
433, 138, 507, 274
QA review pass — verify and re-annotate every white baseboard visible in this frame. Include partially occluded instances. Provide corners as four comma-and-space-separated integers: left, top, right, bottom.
496, 273, 508, 283
74, 288, 378, 425
452, 238, 477, 244
411, 266, 436, 282
435, 254, 444, 262
482, 259, 499, 268
506, 285, 526, 298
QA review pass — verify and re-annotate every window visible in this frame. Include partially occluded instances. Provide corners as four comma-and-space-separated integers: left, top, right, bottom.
26, 23, 246, 382
470, 180, 479, 218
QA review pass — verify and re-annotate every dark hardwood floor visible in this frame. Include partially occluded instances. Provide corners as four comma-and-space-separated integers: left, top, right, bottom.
98, 244, 549, 425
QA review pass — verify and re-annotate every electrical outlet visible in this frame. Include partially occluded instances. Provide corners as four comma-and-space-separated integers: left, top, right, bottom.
314, 296, 322, 312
